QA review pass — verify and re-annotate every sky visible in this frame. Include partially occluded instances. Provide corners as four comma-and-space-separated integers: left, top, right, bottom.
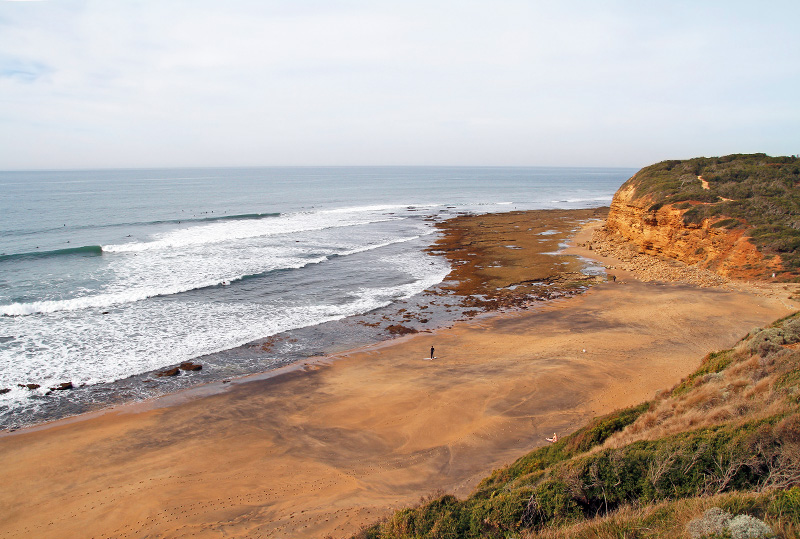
1, 1, 798, 170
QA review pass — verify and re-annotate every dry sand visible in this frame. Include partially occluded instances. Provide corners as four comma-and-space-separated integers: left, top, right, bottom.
0, 211, 796, 539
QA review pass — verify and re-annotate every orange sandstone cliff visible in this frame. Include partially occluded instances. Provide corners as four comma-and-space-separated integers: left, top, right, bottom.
606, 179, 772, 279
604, 154, 800, 281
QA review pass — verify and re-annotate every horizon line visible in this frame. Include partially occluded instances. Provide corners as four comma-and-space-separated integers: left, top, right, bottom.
0, 163, 644, 173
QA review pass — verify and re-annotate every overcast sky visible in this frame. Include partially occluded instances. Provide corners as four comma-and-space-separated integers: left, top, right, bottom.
1, 1, 798, 169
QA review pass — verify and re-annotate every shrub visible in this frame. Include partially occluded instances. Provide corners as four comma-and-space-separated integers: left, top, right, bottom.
687, 507, 732, 538
727, 514, 776, 538
686, 508, 776, 539
713, 218, 741, 229
683, 206, 707, 226
746, 313, 800, 356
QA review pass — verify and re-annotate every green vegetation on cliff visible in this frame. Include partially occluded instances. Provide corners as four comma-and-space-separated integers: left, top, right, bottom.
353, 313, 800, 539
623, 154, 800, 272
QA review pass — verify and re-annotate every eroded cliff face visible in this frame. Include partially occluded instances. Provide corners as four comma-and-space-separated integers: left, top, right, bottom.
606, 179, 778, 280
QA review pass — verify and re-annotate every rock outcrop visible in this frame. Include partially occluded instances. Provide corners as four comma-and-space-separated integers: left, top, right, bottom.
179, 362, 202, 371
385, 324, 418, 336
605, 179, 774, 280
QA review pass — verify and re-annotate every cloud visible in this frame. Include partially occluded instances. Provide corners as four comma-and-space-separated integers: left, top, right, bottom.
0, 0, 798, 169
0, 57, 52, 81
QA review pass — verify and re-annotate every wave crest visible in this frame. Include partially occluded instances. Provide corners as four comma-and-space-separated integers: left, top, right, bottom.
103, 212, 401, 253
0, 245, 103, 263
0, 234, 426, 316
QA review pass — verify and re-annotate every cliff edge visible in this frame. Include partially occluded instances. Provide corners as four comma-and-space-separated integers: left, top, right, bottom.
605, 154, 800, 281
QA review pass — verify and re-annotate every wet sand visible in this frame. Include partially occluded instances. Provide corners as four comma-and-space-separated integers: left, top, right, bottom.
0, 210, 795, 539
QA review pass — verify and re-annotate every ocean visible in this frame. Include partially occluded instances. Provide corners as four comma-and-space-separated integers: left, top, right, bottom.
0, 166, 635, 429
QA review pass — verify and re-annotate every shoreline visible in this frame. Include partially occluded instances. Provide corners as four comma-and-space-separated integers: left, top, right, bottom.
0, 209, 796, 539
0, 208, 607, 433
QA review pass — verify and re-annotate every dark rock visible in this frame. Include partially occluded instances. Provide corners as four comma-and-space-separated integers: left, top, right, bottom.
102, 311, 110, 315
0, 388, 10, 394
18, 383, 40, 390
50, 382, 73, 391
386, 324, 418, 335
178, 362, 202, 372
156, 367, 180, 377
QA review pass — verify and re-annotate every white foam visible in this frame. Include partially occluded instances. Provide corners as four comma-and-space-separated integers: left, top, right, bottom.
0, 254, 328, 316
550, 196, 613, 205
0, 239, 451, 397
0, 214, 452, 406
103, 209, 402, 253
1, 212, 430, 317
338, 235, 421, 256
320, 203, 423, 214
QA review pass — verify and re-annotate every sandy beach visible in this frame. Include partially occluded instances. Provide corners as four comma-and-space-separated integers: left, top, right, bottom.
0, 210, 795, 539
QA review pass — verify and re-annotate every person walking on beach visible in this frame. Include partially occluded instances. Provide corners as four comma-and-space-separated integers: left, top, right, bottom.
430, 346, 435, 360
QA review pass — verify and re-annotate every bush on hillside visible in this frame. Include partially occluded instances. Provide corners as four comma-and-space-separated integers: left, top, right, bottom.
687, 507, 776, 539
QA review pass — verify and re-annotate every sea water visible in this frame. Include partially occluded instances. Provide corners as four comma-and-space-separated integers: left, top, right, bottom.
0, 166, 634, 428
